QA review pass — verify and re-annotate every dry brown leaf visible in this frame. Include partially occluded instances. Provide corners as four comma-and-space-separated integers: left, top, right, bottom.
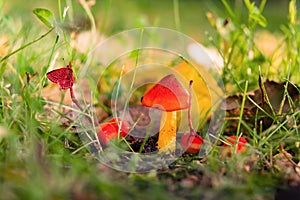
221, 80, 299, 113
221, 79, 300, 130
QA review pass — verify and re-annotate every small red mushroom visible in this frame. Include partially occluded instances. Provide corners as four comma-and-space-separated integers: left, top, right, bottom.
223, 135, 247, 153
97, 122, 118, 146
181, 133, 203, 154
109, 117, 130, 137
97, 117, 131, 146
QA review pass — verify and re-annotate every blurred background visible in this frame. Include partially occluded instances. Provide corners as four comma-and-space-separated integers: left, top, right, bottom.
2, 0, 292, 44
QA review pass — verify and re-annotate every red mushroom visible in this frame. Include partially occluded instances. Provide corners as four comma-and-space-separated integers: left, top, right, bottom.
141, 74, 189, 152
180, 133, 203, 154
109, 117, 130, 137
97, 122, 118, 146
223, 135, 247, 153
97, 117, 131, 146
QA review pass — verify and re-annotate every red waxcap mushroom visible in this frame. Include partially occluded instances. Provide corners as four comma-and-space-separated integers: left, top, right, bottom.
141, 74, 190, 151
109, 117, 130, 137
181, 133, 203, 154
141, 74, 189, 112
97, 123, 118, 146
223, 135, 247, 153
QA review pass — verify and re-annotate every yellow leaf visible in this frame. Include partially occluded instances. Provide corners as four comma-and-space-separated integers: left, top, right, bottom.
174, 61, 223, 123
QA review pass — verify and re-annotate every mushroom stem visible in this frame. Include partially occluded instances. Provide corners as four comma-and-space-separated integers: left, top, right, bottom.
157, 111, 177, 152
188, 80, 197, 135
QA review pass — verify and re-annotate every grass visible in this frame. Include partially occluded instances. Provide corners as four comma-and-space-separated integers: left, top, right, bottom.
0, 0, 299, 200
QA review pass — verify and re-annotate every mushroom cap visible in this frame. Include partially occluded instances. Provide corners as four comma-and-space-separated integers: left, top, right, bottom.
141, 74, 189, 112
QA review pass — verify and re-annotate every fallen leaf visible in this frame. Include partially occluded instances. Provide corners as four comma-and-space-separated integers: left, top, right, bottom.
221, 79, 300, 130
222, 80, 299, 113
174, 61, 223, 121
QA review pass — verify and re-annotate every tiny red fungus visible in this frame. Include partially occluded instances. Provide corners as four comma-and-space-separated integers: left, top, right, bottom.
180, 133, 203, 154
109, 117, 130, 137
97, 118, 131, 146
97, 122, 118, 146
141, 74, 189, 151
223, 135, 247, 153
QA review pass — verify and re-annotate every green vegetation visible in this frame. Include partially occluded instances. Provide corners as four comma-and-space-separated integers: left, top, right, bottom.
0, 0, 299, 199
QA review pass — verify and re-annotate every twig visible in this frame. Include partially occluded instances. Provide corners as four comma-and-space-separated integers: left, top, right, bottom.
279, 143, 300, 168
